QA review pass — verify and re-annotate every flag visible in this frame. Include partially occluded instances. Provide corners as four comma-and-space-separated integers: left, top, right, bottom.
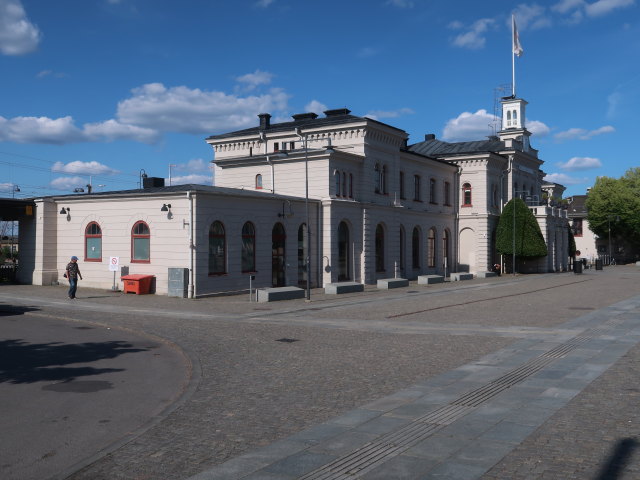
512, 14, 523, 57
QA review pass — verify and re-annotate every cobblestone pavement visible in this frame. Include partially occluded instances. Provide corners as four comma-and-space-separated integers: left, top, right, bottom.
1, 266, 639, 479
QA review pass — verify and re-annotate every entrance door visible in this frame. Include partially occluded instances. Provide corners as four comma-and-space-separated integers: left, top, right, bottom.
338, 221, 350, 281
297, 223, 307, 287
272, 223, 286, 287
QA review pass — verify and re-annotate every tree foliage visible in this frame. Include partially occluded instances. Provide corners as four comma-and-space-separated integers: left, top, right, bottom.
496, 198, 548, 257
585, 168, 640, 249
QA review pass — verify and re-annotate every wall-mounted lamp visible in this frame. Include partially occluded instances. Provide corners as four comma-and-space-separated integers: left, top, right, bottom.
59, 207, 71, 221
59, 207, 68, 214
161, 203, 171, 212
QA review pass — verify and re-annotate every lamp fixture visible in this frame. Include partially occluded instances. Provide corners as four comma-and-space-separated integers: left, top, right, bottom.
59, 207, 68, 214
161, 203, 171, 212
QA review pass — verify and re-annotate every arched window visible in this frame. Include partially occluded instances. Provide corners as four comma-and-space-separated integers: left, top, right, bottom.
375, 224, 385, 272
507, 110, 512, 127
209, 221, 226, 275
131, 221, 150, 262
513, 110, 518, 122
85, 222, 102, 262
338, 221, 350, 281
442, 229, 450, 270
381, 165, 387, 194
412, 227, 421, 269
399, 226, 405, 271
255, 174, 263, 189
429, 178, 437, 204
428, 228, 436, 268
241, 222, 256, 272
374, 164, 381, 193
414, 175, 421, 201
342, 171, 347, 197
335, 170, 341, 197
462, 183, 472, 207
349, 173, 354, 198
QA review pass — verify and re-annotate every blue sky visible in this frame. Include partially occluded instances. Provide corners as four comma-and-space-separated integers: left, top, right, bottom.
0, 0, 638, 199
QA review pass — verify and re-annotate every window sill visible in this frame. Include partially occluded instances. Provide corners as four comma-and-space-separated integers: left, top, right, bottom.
131, 260, 151, 264
85, 258, 102, 262
462, 204, 472, 208
209, 272, 228, 276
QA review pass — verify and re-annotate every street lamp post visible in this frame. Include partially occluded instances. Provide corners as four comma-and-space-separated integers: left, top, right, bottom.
607, 214, 619, 265
11, 185, 20, 258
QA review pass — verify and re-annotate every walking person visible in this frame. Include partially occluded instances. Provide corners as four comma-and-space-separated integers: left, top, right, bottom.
65, 256, 83, 299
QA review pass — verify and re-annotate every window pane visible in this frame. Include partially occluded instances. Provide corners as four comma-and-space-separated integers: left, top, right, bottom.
209, 235, 225, 273
133, 238, 150, 260
242, 236, 255, 271
86, 237, 101, 259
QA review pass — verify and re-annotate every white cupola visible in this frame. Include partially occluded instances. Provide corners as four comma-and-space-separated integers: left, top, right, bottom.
501, 96, 527, 130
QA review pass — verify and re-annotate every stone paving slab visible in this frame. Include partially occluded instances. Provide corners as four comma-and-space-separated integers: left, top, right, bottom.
188, 293, 640, 479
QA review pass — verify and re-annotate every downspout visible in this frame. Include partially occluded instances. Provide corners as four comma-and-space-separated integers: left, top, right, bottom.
187, 191, 195, 298
454, 164, 462, 274
500, 156, 513, 274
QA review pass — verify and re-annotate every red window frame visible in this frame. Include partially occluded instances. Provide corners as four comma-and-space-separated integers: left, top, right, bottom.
131, 220, 150, 263
84, 221, 102, 262
462, 183, 472, 207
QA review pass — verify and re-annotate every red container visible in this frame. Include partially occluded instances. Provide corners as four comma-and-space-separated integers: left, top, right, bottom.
121, 274, 154, 295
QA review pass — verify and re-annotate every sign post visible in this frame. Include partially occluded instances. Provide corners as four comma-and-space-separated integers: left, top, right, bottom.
109, 256, 120, 291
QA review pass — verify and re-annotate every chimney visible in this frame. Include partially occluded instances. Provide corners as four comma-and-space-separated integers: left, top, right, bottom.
324, 108, 351, 117
143, 177, 165, 189
424, 134, 436, 141
258, 113, 271, 130
291, 112, 319, 121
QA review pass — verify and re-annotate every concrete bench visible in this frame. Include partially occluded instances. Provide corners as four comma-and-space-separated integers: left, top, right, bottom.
324, 282, 364, 294
377, 278, 409, 289
257, 286, 305, 303
475, 271, 497, 278
450, 272, 474, 281
418, 275, 444, 285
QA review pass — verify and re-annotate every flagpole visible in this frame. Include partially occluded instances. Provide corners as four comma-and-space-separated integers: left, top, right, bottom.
512, 14, 516, 97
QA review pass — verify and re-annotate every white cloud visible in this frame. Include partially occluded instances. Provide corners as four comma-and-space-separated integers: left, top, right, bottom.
447, 20, 464, 29
52, 161, 120, 175
0, 0, 41, 55
543, 172, 590, 185
558, 156, 602, 170
513, 4, 552, 30
585, 0, 635, 17
172, 158, 211, 173
552, 0, 586, 13
36, 69, 68, 79
386, 0, 414, 7
255, 0, 274, 7
83, 119, 160, 143
0, 182, 17, 192
166, 174, 212, 186
116, 83, 289, 135
452, 18, 495, 49
235, 69, 274, 91
365, 108, 414, 120
442, 109, 496, 141
527, 120, 551, 137
0, 115, 159, 144
50, 176, 88, 191
554, 125, 615, 141
0, 115, 83, 144
304, 100, 328, 115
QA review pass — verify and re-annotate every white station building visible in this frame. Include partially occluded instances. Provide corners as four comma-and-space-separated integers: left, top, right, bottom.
13, 96, 569, 297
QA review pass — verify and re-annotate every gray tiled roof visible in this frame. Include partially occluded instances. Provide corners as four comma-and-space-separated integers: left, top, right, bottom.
206, 112, 406, 141
409, 138, 506, 157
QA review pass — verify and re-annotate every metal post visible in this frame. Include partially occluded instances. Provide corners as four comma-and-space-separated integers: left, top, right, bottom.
304, 137, 311, 301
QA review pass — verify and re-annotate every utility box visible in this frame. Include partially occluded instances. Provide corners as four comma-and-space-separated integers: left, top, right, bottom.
595, 259, 603, 270
168, 268, 189, 298
573, 260, 583, 275
122, 274, 154, 294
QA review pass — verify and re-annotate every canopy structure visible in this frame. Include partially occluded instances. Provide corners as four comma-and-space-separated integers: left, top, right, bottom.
0, 198, 35, 221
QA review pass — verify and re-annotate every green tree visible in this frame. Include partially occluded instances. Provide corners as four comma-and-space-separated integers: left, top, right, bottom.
496, 198, 548, 259
586, 168, 640, 249
568, 228, 576, 257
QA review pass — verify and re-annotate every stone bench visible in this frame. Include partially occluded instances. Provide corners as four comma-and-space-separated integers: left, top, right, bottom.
475, 271, 497, 278
418, 275, 444, 285
324, 282, 364, 294
377, 278, 409, 289
257, 286, 305, 303
450, 272, 474, 281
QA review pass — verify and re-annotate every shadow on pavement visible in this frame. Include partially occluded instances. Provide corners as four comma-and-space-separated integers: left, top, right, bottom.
0, 304, 40, 317
0, 339, 149, 384
594, 438, 639, 480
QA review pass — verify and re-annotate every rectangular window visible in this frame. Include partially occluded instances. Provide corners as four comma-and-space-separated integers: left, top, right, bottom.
290, 141, 295, 150
429, 178, 437, 204
273, 142, 279, 152
414, 175, 421, 201
444, 182, 451, 205
133, 238, 150, 261
399, 171, 405, 199
573, 218, 583, 237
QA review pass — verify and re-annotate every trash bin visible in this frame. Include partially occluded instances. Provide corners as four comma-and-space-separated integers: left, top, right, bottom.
121, 274, 154, 294
573, 260, 583, 274
595, 259, 603, 270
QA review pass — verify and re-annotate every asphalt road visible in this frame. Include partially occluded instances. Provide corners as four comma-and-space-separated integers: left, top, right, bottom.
0, 305, 190, 480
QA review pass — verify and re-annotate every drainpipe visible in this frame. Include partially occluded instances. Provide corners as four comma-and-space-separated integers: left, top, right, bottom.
187, 191, 195, 298
454, 164, 462, 274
